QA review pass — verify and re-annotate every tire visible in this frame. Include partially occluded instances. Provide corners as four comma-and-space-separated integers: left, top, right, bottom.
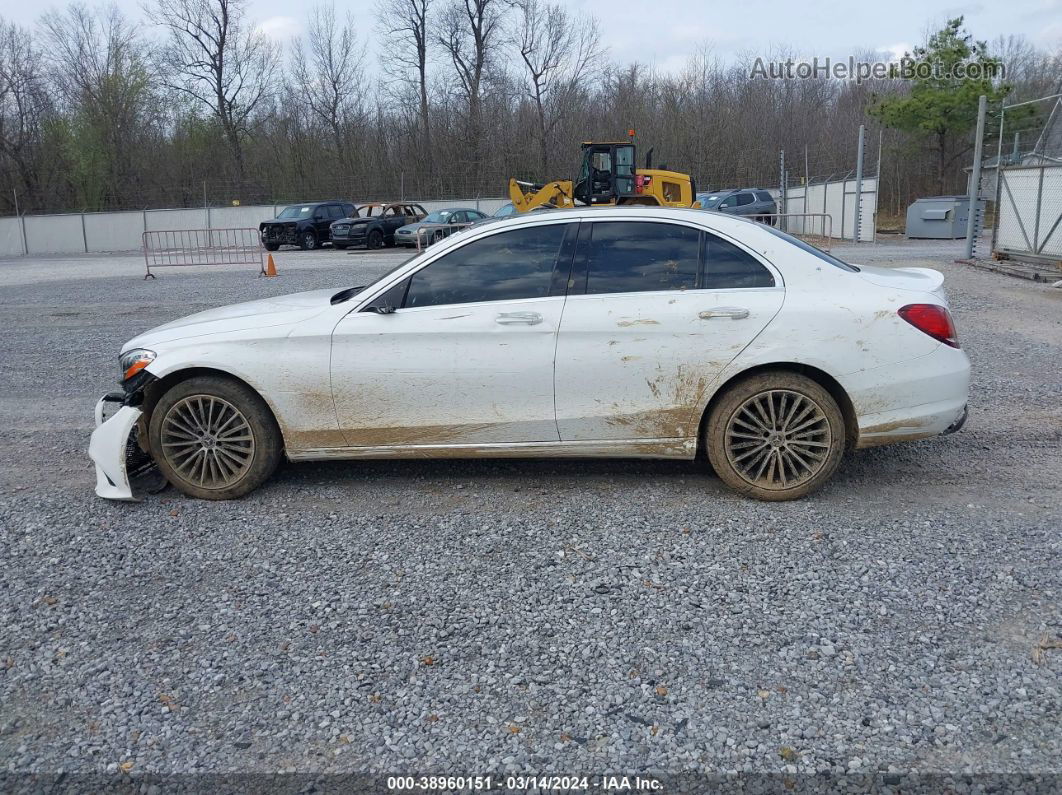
705, 371, 845, 501
366, 228, 384, 250
333, 243, 348, 250
430, 231, 443, 246
148, 375, 282, 501
299, 230, 318, 250
264, 241, 280, 252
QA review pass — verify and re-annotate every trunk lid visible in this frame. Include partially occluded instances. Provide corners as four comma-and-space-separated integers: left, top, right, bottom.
854, 265, 946, 300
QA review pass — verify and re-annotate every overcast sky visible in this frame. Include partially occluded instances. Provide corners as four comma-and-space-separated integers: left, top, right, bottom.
3, 0, 1060, 72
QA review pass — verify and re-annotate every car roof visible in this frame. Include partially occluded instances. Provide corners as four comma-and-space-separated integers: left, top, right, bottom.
699, 188, 770, 196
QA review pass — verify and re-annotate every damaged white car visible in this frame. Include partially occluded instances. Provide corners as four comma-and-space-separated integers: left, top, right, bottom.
90, 207, 969, 502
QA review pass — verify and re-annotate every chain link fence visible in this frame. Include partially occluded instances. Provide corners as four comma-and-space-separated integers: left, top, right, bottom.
984, 93, 1062, 276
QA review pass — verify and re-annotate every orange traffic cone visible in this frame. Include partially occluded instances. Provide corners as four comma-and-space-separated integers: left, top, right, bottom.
263, 253, 278, 277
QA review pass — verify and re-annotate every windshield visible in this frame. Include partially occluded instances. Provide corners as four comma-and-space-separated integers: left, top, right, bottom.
277, 205, 313, 219
762, 225, 860, 272
698, 194, 725, 209
423, 210, 453, 223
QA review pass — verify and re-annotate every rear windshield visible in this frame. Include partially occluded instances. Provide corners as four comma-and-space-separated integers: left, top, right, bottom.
762, 225, 859, 272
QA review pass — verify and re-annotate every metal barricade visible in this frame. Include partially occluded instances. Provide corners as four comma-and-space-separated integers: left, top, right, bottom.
759, 213, 834, 250
142, 228, 266, 279
414, 222, 476, 251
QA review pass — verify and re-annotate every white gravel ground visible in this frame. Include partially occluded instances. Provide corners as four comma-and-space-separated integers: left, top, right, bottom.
0, 238, 1059, 791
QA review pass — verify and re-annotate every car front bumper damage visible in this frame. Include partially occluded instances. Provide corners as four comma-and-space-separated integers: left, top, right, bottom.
89, 393, 145, 501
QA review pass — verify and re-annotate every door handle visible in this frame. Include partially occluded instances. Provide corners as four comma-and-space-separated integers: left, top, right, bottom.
495, 311, 543, 325
699, 307, 750, 320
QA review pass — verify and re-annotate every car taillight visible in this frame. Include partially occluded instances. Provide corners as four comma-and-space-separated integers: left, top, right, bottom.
898, 304, 960, 348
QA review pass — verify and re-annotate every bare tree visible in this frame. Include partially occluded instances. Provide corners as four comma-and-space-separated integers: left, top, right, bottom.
513, 0, 601, 176
0, 18, 49, 210
378, 0, 433, 163
149, 0, 278, 182
290, 3, 365, 168
438, 0, 504, 168
40, 4, 157, 206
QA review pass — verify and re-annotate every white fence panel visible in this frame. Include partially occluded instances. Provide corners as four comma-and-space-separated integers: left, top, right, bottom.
210, 204, 277, 229
24, 214, 85, 254
783, 176, 876, 242
84, 211, 144, 252
146, 208, 208, 232
0, 217, 23, 256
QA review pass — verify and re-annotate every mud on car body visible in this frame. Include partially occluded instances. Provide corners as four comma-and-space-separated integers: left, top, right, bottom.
259, 201, 356, 251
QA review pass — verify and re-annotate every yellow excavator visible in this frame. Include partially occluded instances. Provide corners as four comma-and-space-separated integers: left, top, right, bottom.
509, 140, 700, 213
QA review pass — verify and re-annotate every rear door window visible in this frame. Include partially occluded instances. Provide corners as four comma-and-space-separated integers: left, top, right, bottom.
703, 234, 775, 289
327, 204, 345, 219
581, 221, 700, 295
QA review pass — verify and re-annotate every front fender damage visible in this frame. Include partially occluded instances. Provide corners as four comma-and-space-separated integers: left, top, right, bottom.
89, 399, 143, 500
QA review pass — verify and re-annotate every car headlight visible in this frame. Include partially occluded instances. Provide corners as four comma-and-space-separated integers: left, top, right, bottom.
119, 348, 156, 381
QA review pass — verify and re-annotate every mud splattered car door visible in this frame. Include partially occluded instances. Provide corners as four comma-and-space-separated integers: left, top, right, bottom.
330, 222, 576, 447
553, 220, 784, 445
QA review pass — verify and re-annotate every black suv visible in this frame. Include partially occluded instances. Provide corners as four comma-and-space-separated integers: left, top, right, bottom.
330, 203, 428, 249
260, 201, 356, 251
697, 189, 777, 223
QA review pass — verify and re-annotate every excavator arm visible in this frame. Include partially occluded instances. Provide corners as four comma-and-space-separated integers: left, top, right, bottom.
509, 178, 577, 213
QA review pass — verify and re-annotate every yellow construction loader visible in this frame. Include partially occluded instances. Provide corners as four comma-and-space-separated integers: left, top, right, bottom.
509, 141, 700, 213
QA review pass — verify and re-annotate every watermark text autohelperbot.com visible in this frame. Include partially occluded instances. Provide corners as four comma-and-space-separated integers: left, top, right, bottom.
749, 56, 1005, 84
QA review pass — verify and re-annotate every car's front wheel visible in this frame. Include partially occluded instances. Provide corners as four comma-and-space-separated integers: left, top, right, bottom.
264, 241, 280, 252
148, 375, 282, 500
366, 228, 384, 249
705, 372, 845, 501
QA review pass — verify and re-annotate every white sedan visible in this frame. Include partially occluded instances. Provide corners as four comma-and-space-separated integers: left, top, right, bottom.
90, 207, 969, 502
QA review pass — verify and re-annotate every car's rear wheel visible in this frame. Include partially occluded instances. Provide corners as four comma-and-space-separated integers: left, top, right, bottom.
367, 229, 383, 249
705, 372, 845, 501
299, 230, 318, 250
149, 375, 282, 501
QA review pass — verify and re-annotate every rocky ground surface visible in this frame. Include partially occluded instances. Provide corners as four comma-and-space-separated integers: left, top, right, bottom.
0, 239, 1059, 786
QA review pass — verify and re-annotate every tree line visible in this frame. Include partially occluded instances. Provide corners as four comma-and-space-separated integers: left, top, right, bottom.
1, 2, 1060, 218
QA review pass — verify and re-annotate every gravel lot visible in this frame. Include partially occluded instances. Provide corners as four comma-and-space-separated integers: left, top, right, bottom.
0, 238, 1060, 787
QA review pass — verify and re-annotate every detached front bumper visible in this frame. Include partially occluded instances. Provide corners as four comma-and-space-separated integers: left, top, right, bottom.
88, 394, 143, 501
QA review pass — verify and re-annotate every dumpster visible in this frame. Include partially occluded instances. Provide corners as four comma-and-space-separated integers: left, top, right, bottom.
905, 196, 984, 239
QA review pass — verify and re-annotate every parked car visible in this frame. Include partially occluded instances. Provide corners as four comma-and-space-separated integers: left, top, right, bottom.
329, 203, 427, 250
260, 201, 356, 251
91, 206, 970, 504
394, 207, 489, 247
698, 189, 777, 222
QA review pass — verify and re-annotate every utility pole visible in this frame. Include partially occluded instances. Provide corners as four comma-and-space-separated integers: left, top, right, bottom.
964, 95, 988, 260
13, 189, 27, 255
778, 149, 786, 229
853, 125, 865, 243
